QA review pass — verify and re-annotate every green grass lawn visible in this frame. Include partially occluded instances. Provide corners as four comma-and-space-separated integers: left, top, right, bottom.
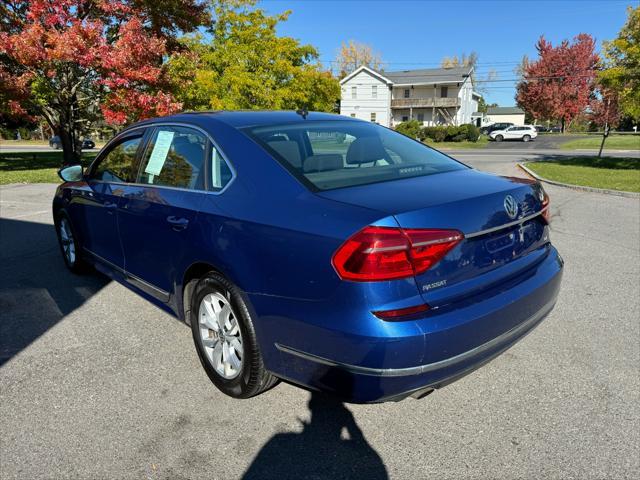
525, 156, 640, 193
1, 139, 50, 146
424, 136, 489, 150
560, 135, 640, 151
0, 151, 97, 185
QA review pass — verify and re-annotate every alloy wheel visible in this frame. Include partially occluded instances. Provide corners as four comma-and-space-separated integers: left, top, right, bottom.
198, 292, 244, 379
59, 218, 76, 265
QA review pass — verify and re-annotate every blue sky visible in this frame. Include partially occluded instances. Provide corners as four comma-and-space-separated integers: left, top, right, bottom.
262, 0, 634, 106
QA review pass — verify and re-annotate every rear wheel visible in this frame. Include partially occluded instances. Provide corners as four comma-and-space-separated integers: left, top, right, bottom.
56, 213, 88, 273
495, 134, 504, 142
190, 272, 278, 398
522, 134, 531, 142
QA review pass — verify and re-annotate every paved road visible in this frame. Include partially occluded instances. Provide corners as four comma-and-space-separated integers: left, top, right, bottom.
0, 144, 102, 154
1, 154, 639, 479
480, 134, 573, 150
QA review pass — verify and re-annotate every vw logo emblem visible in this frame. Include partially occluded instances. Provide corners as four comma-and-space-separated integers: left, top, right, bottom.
504, 195, 518, 219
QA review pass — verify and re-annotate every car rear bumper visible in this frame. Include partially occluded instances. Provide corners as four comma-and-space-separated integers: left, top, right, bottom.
252, 245, 563, 403
274, 297, 555, 402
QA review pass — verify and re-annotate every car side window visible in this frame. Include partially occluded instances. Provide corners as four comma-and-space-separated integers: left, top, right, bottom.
138, 126, 208, 190
90, 135, 143, 183
210, 145, 233, 191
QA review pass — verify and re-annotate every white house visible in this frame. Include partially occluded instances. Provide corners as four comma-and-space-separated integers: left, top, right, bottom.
339, 65, 481, 127
483, 106, 525, 125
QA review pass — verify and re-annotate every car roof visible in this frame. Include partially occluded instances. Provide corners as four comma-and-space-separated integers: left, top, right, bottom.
121, 110, 356, 133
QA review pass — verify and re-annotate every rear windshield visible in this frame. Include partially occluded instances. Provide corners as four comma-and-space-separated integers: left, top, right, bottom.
243, 121, 467, 191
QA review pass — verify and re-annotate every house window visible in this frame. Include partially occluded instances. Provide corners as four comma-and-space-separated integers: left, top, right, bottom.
404, 89, 410, 98
372, 86, 377, 99
351, 86, 357, 99
350, 113, 356, 118
370, 112, 376, 122
440, 86, 448, 98
402, 115, 409, 122
417, 113, 424, 122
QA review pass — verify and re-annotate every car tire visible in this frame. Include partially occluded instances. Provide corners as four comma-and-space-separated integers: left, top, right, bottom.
55, 212, 89, 273
495, 135, 504, 142
522, 135, 531, 142
190, 272, 278, 399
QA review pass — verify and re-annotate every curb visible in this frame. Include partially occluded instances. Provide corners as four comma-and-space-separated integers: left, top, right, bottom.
517, 163, 640, 199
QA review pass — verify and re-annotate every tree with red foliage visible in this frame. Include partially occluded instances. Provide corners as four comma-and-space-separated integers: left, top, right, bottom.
0, 0, 208, 163
590, 87, 621, 130
516, 34, 599, 132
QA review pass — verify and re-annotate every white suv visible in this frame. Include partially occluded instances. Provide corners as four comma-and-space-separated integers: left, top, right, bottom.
489, 125, 538, 142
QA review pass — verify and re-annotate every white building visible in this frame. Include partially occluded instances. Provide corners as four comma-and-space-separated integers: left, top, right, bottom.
339, 65, 481, 127
483, 106, 526, 125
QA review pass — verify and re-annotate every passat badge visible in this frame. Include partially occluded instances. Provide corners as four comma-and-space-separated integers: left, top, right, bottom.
504, 195, 518, 219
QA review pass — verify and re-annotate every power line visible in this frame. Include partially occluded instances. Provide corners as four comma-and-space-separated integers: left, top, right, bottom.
340, 72, 601, 82
321, 59, 525, 67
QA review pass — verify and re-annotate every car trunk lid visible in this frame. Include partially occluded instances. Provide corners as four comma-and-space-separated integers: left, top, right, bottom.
318, 168, 550, 304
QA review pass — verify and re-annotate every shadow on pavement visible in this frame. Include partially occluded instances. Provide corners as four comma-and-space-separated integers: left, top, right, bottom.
242, 390, 388, 480
0, 217, 109, 366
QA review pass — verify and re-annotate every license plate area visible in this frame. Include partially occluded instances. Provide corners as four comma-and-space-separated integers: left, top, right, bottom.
485, 230, 516, 253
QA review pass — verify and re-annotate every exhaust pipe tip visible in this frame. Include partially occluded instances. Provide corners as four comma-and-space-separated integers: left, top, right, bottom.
410, 387, 435, 400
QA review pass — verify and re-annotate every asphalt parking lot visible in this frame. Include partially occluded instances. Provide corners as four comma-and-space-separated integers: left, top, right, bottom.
1, 153, 639, 479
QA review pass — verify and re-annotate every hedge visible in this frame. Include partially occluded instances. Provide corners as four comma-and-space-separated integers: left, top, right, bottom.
393, 122, 481, 143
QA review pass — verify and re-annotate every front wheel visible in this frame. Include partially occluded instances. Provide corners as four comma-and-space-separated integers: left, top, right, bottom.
56, 213, 88, 273
494, 134, 504, 142
522, 134, 531, 142
190, 272, 278, 398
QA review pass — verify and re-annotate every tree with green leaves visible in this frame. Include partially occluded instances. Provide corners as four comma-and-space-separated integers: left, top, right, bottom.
476, 97, 497, 114
599, 5, 640, 122
167, 0, 339, 113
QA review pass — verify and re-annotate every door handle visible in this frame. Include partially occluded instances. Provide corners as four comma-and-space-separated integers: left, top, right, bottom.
166, 216, 189, 231
104, 201, 118, 214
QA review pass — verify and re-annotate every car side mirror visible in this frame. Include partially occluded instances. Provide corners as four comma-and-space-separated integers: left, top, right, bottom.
58, 164, 84, 182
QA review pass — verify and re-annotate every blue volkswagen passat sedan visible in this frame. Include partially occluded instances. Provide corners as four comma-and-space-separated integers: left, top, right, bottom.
53, 111, 563, 403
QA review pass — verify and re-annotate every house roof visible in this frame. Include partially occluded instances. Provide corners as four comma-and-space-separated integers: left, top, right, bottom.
487, 106, 525, 115
382, 66, 472, 85
339, 66, 393, 85
340, 65, 473, 86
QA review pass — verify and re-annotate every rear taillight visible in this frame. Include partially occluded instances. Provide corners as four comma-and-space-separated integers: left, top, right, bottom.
541, 189, 551, 223
332, 226, 463, 282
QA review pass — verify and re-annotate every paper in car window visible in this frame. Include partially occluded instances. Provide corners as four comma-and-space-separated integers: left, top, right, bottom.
145, 131, 175, 176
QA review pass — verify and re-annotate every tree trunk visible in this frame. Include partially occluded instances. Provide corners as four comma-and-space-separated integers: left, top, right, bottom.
57, 126, 81, 165
598, 134, 607, 158
561, 118, 566, 133
598, 122, 609, 158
